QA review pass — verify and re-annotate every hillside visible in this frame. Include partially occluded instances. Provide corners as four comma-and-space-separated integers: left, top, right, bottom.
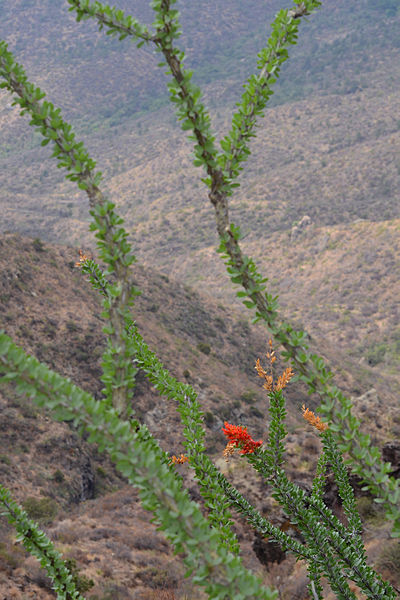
0, 0, 399, 250
1, 233, 400, 598
1, 0, 400, 596
175, 218, 400, 381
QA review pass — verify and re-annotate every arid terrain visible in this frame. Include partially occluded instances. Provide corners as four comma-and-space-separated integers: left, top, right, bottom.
0, 0, 400, 598
0, 233, 399, 599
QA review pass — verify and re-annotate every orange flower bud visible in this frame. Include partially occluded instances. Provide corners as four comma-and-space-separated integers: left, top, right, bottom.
302, 405, 328, 432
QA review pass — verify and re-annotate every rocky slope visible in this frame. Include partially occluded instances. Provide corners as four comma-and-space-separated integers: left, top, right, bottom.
1, 233, 399, 598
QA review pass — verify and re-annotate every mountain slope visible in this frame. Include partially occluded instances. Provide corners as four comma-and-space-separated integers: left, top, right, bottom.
1, 233, 400, 598
0, 0, 399, 250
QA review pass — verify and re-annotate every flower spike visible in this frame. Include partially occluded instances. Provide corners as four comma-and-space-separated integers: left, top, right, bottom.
302, 405, 328, 432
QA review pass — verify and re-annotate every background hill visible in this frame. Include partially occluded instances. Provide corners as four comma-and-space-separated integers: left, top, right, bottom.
1, 233, 399, 599
0, 0, 399, 247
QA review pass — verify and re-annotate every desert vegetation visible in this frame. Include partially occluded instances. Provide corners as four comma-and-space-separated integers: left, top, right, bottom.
0, 0, 399, 599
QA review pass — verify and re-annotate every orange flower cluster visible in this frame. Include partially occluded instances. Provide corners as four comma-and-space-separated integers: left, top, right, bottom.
255, 358, 274, 391
255, 358, 294, 392
170, 454, 189, 465
222, 442, 236, 461
255, 339, 294, 392
302, 405, 328, 432
75, 249, 89, 268
275, 367, 295, 391
222, 422, 263, 455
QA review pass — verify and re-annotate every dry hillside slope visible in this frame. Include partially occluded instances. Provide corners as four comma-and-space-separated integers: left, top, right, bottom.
0, 233, 399, 598
0, 0, 399, 258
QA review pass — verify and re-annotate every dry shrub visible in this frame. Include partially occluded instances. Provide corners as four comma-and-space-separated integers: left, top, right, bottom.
282, 573, 310, 600
91, 583, 133, 599
355, 495, 380, 521
100, 562, 113, 578
116, 547, 133, 562
92, 491, 135, 514
147, 590, 177, 600
28, 561, 53, 591
22, 496, 59, 525
136, 562, 180, 589
376, 540, 400, 585
130, 552, 155, 567
101, 540, 132, 562
66, 547, 91, 565
0, 536, 27, 577
89, 527, 118, 541
51, 520, 80, 544
130, 533, 169, 553
303, 434, 320, 454
2, 586, 22, 600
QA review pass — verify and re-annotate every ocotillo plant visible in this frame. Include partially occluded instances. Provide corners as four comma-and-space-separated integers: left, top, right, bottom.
0, 1, 399, 599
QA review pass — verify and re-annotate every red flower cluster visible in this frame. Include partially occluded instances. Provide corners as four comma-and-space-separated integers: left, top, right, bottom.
222, 422, 263, 455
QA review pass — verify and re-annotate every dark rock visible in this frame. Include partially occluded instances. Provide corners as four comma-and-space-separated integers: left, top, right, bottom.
68, 450, 95, 503
382, 441, 400, 479
252, 531, 286, 568
79, 454, 95, 501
